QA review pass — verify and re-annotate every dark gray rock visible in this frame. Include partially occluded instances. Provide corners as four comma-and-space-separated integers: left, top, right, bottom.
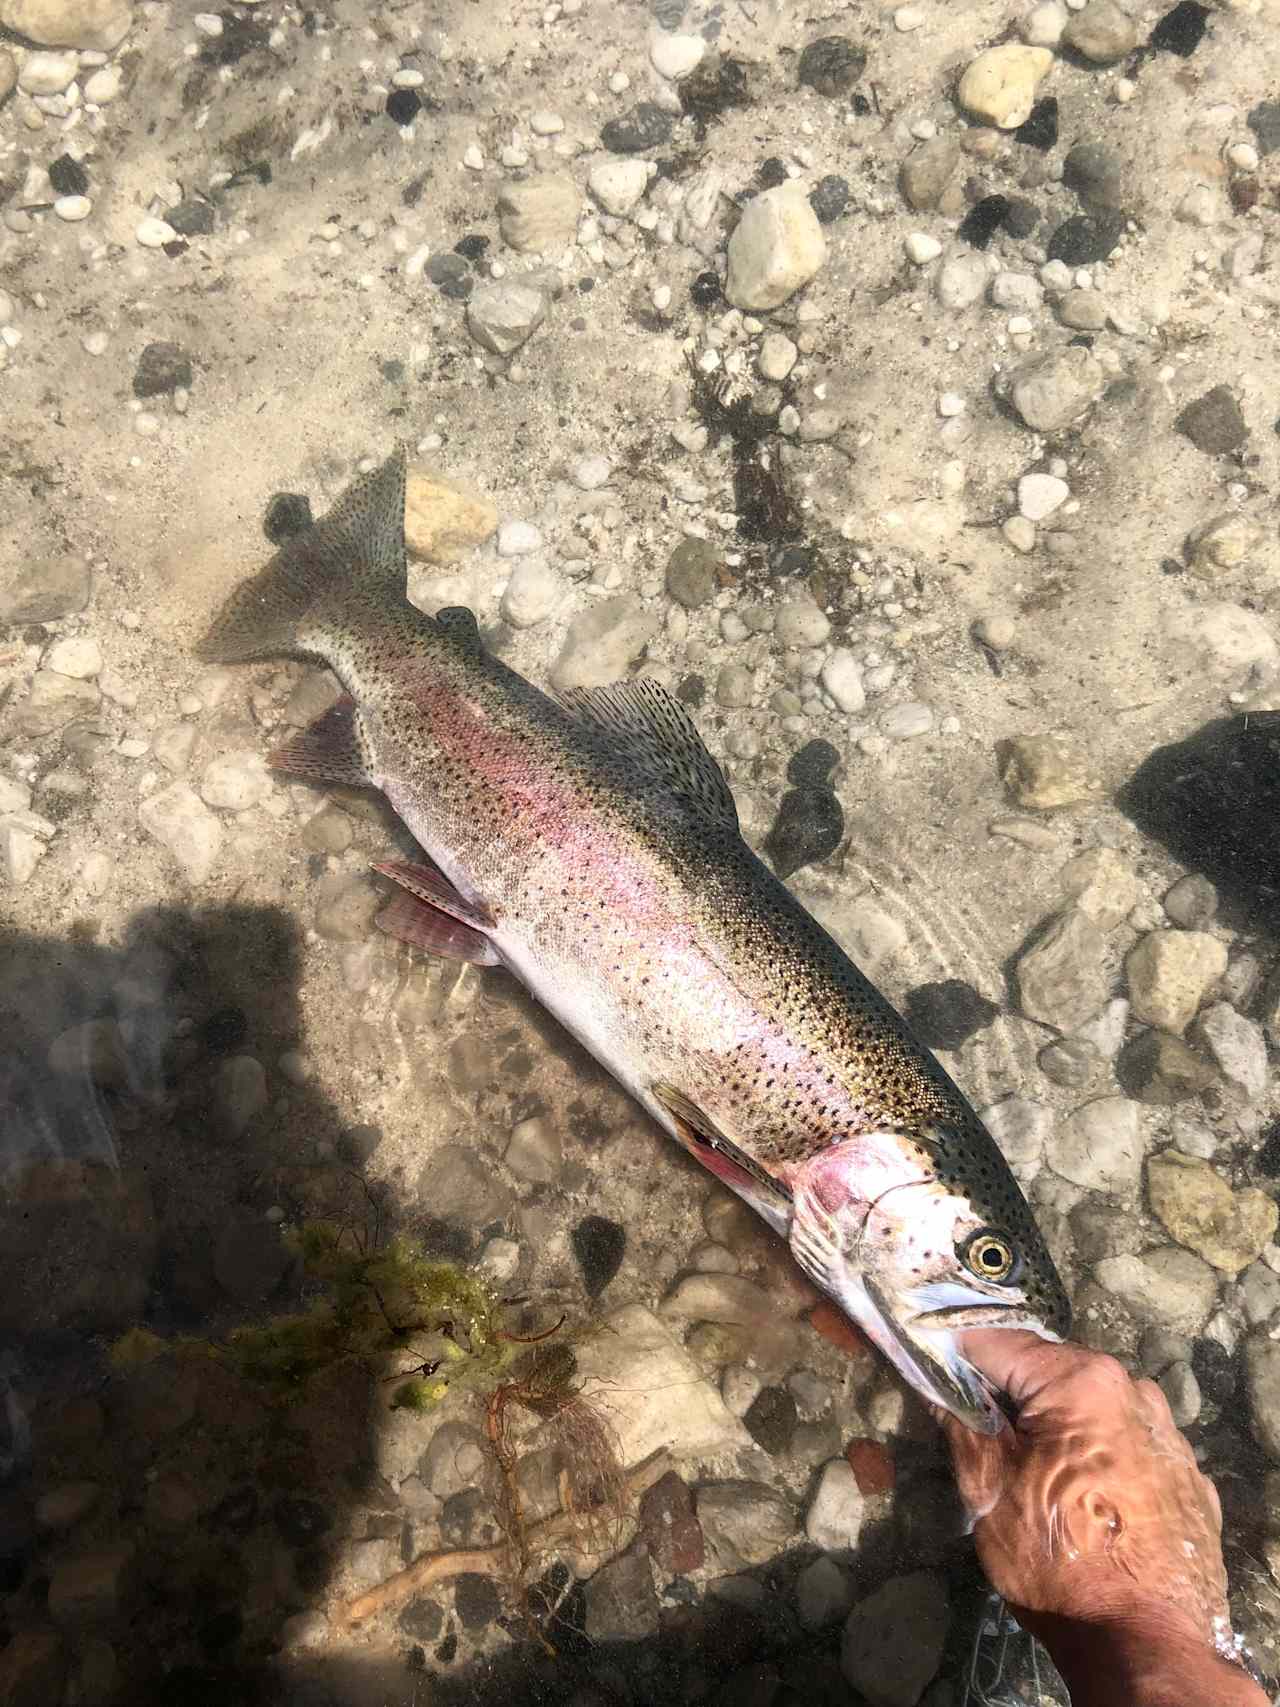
133, 341, 193, 398
666, 538, 721, 608
1247, 101, 1280, 155
743, 1385, 797, 1455
572, 1216, 626, 1296
1062, 142, 1126, 213
427, 253, 473, 300
601, 103, 673, 153
809, 174, 850, 224
167, 199, 216, 236
1046, 212, 1126, 265
1176, 385, 1248, 454
904, 980, 999, 1050
0, 558, 91, 623
764, 787, 843, 879
797, 36, 866, 97
583, 1546, 659, 1641
453, 1573, 501, 1629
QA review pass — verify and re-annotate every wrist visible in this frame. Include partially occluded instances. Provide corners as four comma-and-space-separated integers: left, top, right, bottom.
1021, 1608, 1267, 1707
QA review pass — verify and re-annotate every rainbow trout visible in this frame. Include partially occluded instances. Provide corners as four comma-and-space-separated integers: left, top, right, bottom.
201, 450, 1069, 1432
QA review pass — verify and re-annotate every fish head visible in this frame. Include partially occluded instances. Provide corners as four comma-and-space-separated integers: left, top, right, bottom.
788, 1125, 1070, 1434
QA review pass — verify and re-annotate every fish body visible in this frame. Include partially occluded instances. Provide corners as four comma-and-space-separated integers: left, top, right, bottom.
201, 451, 1070, 1432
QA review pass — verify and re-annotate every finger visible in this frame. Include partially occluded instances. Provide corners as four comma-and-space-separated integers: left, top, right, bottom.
939, 1406, 1013, 1524
955, 1329, 1095, 1410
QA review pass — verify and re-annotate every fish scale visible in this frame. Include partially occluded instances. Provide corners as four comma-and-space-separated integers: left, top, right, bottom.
200, 448, 1070, 1431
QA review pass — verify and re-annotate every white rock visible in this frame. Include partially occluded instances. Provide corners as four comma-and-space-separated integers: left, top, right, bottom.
501, 557, 560, 628
571, 454, 612, 490
138, 781, 223, 884
821, 649, 866, 714
18, 49, 78, 93
83, 64, 119, 100
199, 752, 271, 812
805, 1460, 866, 1551
466, 280, 546, 355
1095, 1248, 1219, 1333
497, 519, 543, 556
905, 232, 942, 265
936, 252, 989, 310
572, 1302, 748, 1462
136, 216, 177, 249
1018, 473, 1069, 521
1046, 1096, 1142, 1195
589, 157, 650, 217
650, 31, 704, 80
991, 271, 1044, 313
54, 195, 92, 222
46, 635, 102, 678
774, 598, 830, 647
1, 821, 47, 885
1191, 1002, 1268, 1103
1021, 0, 1068, 45
881, 702, 934, 739
0, 777, 32, 814
1188, 603, 1278, 674
529, 109, 563, 135
725, 186, 826, 312
721, 1363, 764, 1418
958, 44, 1054, 130
980, 1096, 1053, 1171
551, 596, 658, 691
758, 332, 798, 381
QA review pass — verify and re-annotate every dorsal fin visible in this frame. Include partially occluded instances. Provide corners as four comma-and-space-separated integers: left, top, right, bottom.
434, 606, 485, 655
556, 678, 739, 832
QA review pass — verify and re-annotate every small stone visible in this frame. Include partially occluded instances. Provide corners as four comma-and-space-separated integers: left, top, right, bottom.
1047, 1096, 1142, 1194
905, 232, 942, 265
1247, 101, 1280, 158
639, 1470, 704, 1574
958, 45, 1054, 130
1189, 1002, 1267, 1102
1059, 847, 1140, 930
48, 1548, 134, 1628
83, 63, 120, 102
991, 273, 1044, 317
45, 635, 102, 679
584, 1546, 659, 1640
551, 595, 657, 691
600, 103, 673, 154
805, 1459, 866, 1551
774, 598, 831, 647
725, 186, 826, 312
980, 1096, 1052, 1171
820, 650, 865, 714
842, 1573, 949, 1707
1062, 141, 1126, 213
572, 1215, 626, 1296
666, 537, 721, 608
1016, 910, 1110, 1032
496, 519, 543, 557
1148, 1150, 1278, 1274
809, 174, 850, 224
743, 1386, 797, 1455
1187, 513, 1263, 579
1017, 472, 1068, 521
1046, 212, 1126, 266
1241, 1262, 1280, 1328
213, 1055, 267, 1141
1007, 345, 1106, 432
1117, 1030, 1217, 1106
1063, 0, 1139, 63
936, 251, 990, 310
798, 35, 866, 98
497, 174, 580, 254
758, 331, 798, 380
796, 1556, 853, 1630
881, 702, 933, 740
501, 558, 560, 629
138, 782, 222, 884
1176, 386, 1248, 456
167, 199, 215, 236
424, 253, 471, 300
54, 194, 92, 222
905, 980, 999, 1050
504, 1116, 561, 1183
764, 787, 843, 880
651, 31, 703, 79
716, 664, 753, 708
314, 873, 379, 941
1022, 1, 1068, 46
1159, 1361, 1201, 1427
404, 470, 497, 565
1001, 732, 1094, 809
697, 1481, 798, 1572
37, 1483, 101, 1531
588, 157, 650, 216
199, 751, 270, 811
899, 139, 961, 212
0, 558, 91, 623
466, 281, 546, 354
1246, 1338, 1280, 1461
1164, 873, 1217, 929
1095, 1247, 1219, 1333
133, 341, 192, 398
1126, 930, 1227, 1035
135, 216, 177, 249
1057, 288, 1108, 330
17, 48, 77, 92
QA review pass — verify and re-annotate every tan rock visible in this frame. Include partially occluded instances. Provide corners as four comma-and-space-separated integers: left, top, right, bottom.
1125, 930, 1227, 1034
958, 44, 1053, 130
1016, 909, 1110, 1032
403, 468, 498, 565
1058, 846, 1139, 930
0, 0, 131, 50
1187, 512, 1265, 579
725, 185, 826, 311
0, 49, 17, 102
1148, 1149, 1278, 1274
1000, 733, 1095, 810
496, 174, 581, 254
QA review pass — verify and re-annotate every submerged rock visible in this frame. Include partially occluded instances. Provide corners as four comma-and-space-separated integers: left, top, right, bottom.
764, 786, 843, 880
1147, 1150, 1277, 1274
841, 1571, 949, 1707
696, 1480, 798, 1571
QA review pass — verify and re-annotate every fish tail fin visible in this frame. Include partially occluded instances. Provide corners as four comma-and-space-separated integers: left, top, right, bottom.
196, 449, 408, 664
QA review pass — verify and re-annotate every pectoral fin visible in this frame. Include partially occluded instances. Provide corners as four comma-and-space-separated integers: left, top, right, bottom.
653, 1082, 793, 1232
372, 859, 499, 964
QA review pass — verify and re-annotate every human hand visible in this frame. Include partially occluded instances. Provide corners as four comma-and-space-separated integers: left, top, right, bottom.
939, 1332, 1265, 1707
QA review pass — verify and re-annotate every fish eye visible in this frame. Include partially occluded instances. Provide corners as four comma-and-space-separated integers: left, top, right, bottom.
959, 1229, 1022, 1285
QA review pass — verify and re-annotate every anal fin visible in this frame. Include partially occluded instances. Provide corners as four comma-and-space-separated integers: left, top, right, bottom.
375, 891, 499, 964
270, 697, 375, 788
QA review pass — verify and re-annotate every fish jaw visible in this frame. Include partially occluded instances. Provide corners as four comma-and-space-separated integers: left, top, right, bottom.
786, 1135, 1060, 1434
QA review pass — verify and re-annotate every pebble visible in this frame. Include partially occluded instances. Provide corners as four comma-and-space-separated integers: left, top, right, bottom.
138, 782, 222, 884
1246, 1339, 1280, 1461
1119, 1029, 1215, 1106
992, 271, 1045, 314
722, 1364, 764, 1418
774, 598, 830, 647
199, 752, 270, 811
466, 281, 546, 355
18, 49, 77, 93
424, 254, 471, 300
46, 636, 102, 679
1188, 513, 1263, 579
1241, 1263, 1280, 1328
404, 470, 497, 564
666, 538, 720, 608
935, 252, 989, 310
1047, 1096, 1142, 1194
1159, 1361, 1201, 1428
764, 788, 843, 880
842, 1574, 950, 1707
1148, 1150, 1277, 1274
1059, 846, 1139, 930
725, 185, 826, 312
497, 174, 580, 253
1248, 101, 1280, 158
1190, 1002, 1267, 1102
899, 138, 962, 212
135, 216, 178, 249
600, 102, 673, 154
1022, 1, 1068, 46
1057, 288, 1108, 330
1041, 1035, 1097, 1094
1095, 1247, 1219, 1333
529, 109, 562, 135
906, 980, 999, 1050
496, 519, 543, 556
503, 1115, 562, 1183
820, 650, 865, 714
980, 1096, 1052, 1171
571, 455, 612, 491
797, 35, 866, 98
905, 232, 942, 265
650, 31, 703, 80
1016, 910, 1109, 1032
1125, 930, 1227, 1035
1018, 473, 1069, 521
583, 1547, 659, 1641
1063, 0, 1139, 62
552, 596, 657, 691
587, 160, 648, 223
54, 194, 92, 221
958, 45, 1053, 130
796, 1556, 854, 1630
81, 63, 118, 100
716, 664, 754, 709
1164, 873, 1218, 929
758, 331, 797, 380
881, 702, 933, 740
696, 1481, 798, 1572
133, 341, 192, 398
1175, 385, 1248, 455
1007, 346, 1106, 432
500, 557, 560, 628
805, 1459, 865, 1551
1046, 212, 1125, 266
1062, 141, 1127, 214
743, 1385, 798, 1455
809, 174, 850, 225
